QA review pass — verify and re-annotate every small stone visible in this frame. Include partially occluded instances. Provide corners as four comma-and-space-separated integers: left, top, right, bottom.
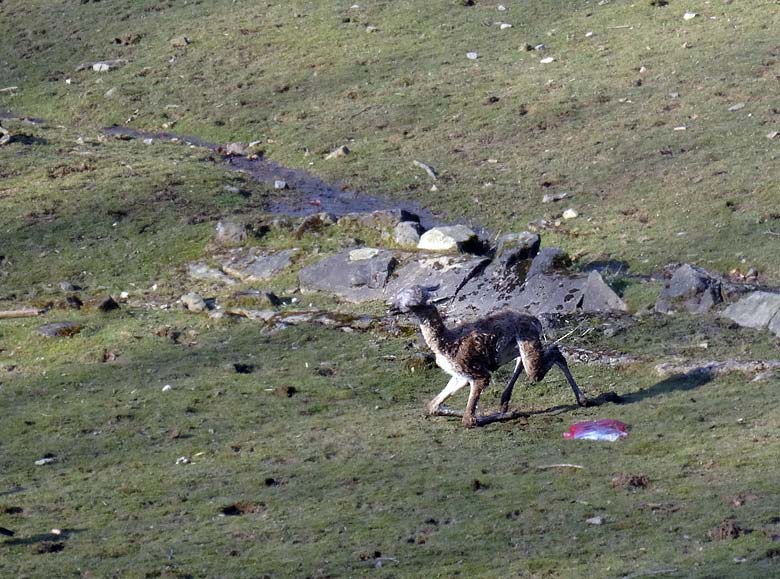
497, 4, 506, 11
59, 281, 78, 292
728, 102, 745, 111
225, 142, 246, 156
175, 456, 190, 465
181, 292, 207, 312
586, 516, 604, 525
542, 192, 569, 203
92, 62, 112, 72
418, 225, 480, 253
170, 35, 190, 48
97, 296, 120, 312
162, 384, 173, 392
274, 179, 288, 190
499, 23, 513, 30
104, 87, 116, 98
466, 52, 479, 60
393, 221, 425, 248
214, 221, 247, 246
540, 56, 555, 64
187, 262, 235, 285
534, 43, 546, 51
365, 25, 379, 32
35, 456, 57, 466
767, 131, 779, 140
585, 31, 594, 37
119, 291, 129, 300
562, 208, 578, 219
683, 12, 697, 20
325, 145, 350, 159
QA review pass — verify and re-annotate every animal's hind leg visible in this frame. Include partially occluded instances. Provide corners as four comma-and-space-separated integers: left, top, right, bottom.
462, 377, 489, 428
499, 356, 524, 414
426, 376, 469, 417
523, 341, 588, 407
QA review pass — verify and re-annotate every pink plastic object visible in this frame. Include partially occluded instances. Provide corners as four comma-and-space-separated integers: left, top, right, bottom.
563, 419, 628, 441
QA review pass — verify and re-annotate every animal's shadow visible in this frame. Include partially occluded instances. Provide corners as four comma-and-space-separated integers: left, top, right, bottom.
469, 371, 714, 427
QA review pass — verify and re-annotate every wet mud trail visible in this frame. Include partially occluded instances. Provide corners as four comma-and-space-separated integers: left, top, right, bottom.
101, 125, 438, 226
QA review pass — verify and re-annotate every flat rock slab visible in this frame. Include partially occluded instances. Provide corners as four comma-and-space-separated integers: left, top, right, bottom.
187, 262, 236, 285
723, 291, 780, 332
219, 248, 298, 282
386, 255, 490, 302
582, 271, 628, 313
38, 322, 81, 338
299, 249, 397, 303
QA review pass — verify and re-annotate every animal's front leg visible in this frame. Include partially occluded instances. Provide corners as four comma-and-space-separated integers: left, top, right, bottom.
426, 376, 468, 416
500, 356, 525, 414
462, 377, 489, 428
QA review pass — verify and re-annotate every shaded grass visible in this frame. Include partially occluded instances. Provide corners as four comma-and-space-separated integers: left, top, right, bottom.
2, 316, 780, 577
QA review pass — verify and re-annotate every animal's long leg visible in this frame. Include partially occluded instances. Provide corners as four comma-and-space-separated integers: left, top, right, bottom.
538, 345, 588, 406
462, 377, 489, 428
499, 355, 525, 414
426, 375, 469, 416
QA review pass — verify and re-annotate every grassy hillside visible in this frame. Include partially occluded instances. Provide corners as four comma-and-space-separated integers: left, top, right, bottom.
2, 1, 780, 577
2, 0, 779, 278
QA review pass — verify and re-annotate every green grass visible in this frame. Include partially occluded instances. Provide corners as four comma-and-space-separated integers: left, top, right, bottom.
2, 1, 780, 577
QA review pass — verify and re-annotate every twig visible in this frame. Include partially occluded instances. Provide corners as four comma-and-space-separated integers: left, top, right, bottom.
765, 230, 780, 237
552, 324, 582, 345
0, 308, 41, 319
537, 463, 585, 470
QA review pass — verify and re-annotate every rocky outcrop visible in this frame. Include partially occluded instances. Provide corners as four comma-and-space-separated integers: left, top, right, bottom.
723, 291, 780, 336
298, 248, 398, 303
655, 264, 722, 314
218, 248, 298, 281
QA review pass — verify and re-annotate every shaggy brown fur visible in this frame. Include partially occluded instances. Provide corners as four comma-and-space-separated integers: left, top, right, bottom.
390, 286, 587, 428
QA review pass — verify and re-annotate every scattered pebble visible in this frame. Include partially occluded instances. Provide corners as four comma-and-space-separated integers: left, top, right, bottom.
51, 529, 62, 536
586, 516, 604, 525
534, 43, 545, 51
143, 138, 154, 145
325, 145, 350, 159
274, 179, 288, 190
585, 31, 594, 37
563, 208, 579, 219
497, 4, 506, 11
466, 52, 479, 60
728, 102, 746, 112
683, 12, 697, 20
175, 456, 191, 465
162, 384, 173, 392
673, 126, 687, 131
499, 23, 513, 30
542, 192, 569, 203
540, 56, 555, 64
767, 131, 779, 140
35, 456, 57, 466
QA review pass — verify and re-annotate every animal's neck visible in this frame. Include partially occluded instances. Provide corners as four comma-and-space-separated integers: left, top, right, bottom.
414, 305, 449, 353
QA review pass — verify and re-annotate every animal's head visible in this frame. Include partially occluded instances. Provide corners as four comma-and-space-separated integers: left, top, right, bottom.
388, 285, 437, 314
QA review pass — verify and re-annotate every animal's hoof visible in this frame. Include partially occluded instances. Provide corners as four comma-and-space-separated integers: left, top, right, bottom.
578, 396, 589, 407
462, 414, 477, 428
424, 402, 438, 416
499, 403, 509, 414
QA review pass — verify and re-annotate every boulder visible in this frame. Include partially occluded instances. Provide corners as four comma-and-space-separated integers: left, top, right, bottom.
219, 248, 298, 282
214, 221, 247, 246
386, 255, 490, 303
525, 247, 570, 280
655, 264, 722, 314
417, 225, 481, 253
393, 221, 425, 248
299, 249, 397, 303
581, 271, 628, 313
181, 292, 207, 312
723, 291, 780, 330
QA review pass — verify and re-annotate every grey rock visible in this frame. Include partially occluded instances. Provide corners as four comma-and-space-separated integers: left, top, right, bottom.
38, 322, 81, 338
170, 35, 191, 48
214, 221, 247, 246
325, 145, 350, 159
494, 232, 541, 270
274, 179, 287, 190
393, 221, 425, 248
187, 262, 236, 285
417, 225, 481, 253
769, 311, 780, 337
181, 292, 207, 313
224, 142, 246, 156
220, 248, 298, 282
299, 249, 397, 303
387, 255, 491, 304
59, 281, 78, 292
581, 271, 627, 313
512, 272, 585, 316
655, 264, 722, 314
723, 291, 780, 330
526, 247, 570, 280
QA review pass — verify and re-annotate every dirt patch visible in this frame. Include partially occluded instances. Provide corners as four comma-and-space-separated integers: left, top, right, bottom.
708, 520, 749, 542
611, 473, 650, 490
220, 501, 265, 516
273, 385, 297, 398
